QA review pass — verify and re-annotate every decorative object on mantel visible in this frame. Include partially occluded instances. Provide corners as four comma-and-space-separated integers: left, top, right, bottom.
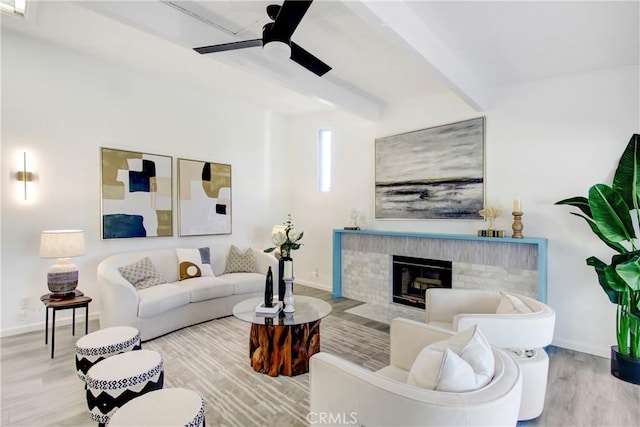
512, 199, 524, 238
556, 133, 640, 385
40, 230, 86, 298
344, 208, 361, 230
478, 205, 505, 237
264, 214, 303, 302
375, 117, 485, 220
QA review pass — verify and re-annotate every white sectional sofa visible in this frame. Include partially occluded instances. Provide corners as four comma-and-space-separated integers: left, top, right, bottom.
97, 245, 277, 341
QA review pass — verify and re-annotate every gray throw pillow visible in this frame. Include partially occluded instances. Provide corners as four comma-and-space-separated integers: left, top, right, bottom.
118, 257, 166, 290
224, 245, 257, 274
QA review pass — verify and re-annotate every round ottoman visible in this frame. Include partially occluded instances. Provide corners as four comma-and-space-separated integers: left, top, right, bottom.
75, 326, 141, 383
85, 349, 164, 425
108, 388, 205, 427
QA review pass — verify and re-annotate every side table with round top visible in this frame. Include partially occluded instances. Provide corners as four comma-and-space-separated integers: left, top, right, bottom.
40, 290, 92, 359
233, 295, 332, 377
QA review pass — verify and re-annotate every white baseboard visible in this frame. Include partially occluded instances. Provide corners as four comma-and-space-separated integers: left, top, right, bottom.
552, 338, 611, 359
1, 311, 100, 338
294, 279, 332, 293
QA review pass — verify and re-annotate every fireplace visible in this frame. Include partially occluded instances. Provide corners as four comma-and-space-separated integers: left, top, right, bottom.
392, 255, 452, 309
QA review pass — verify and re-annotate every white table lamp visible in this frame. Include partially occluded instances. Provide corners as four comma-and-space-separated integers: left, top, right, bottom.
40, 230, 86, 297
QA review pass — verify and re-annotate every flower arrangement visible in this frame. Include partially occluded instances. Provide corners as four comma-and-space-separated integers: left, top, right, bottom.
264, 214, 304, 258
478, 206, 502, 230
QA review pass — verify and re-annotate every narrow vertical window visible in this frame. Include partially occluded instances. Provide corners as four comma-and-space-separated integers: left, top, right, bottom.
318, 128, 332, 192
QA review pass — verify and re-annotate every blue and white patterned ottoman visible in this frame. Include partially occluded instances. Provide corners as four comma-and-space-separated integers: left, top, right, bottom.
108, 388, 205, 427
85, 349, 163, 425
75, 326, 141, 383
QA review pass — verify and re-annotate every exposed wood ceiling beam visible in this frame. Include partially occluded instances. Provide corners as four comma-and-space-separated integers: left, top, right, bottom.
345, 0, 490, 111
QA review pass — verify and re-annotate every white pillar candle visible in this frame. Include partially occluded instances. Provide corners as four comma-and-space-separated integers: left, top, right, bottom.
513, 199, 522, 212
284, 260, 293, 278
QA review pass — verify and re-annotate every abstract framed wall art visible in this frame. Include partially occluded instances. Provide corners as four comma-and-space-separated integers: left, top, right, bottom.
101, 147, 173, 239
375, 117, 485, 220
178, 158, 232, 236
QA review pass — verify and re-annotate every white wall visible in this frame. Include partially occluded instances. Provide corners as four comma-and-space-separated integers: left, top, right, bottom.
288, 65, 640, 358
0, 30, 290, 335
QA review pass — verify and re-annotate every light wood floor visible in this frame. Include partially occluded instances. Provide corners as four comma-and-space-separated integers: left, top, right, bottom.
2, 286, 639, 426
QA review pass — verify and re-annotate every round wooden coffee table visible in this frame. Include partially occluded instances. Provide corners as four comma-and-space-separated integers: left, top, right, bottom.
233, 295, 332, 377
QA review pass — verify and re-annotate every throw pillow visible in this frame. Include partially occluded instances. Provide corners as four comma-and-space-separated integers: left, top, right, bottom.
176, 248, 214, 281
224, 245, 257, 274
118, 257, 166, 290
407, 325, 495, 391
496, 292, 534, 314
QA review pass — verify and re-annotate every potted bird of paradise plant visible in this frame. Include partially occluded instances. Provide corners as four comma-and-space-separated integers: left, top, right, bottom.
556, 134, 640, 384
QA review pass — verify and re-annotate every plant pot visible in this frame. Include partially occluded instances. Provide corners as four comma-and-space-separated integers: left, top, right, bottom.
611, 346, 640, 385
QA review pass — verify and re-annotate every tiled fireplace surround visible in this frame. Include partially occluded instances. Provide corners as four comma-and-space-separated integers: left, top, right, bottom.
332, 230, 547, 320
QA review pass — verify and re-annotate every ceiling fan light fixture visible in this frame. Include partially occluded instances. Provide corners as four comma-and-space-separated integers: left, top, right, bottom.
263, 40, 291, 62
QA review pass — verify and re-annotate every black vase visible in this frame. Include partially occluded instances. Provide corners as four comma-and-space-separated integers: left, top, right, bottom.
611, 345, 640, 385
264, 267, 273, 308
278, 256, 292, 302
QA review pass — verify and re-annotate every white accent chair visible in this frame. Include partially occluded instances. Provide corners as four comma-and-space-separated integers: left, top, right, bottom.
424, 288, 556, 421
310, 318, 522, 427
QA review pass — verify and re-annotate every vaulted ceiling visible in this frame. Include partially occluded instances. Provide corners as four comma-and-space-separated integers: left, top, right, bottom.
2, 1, 638, 121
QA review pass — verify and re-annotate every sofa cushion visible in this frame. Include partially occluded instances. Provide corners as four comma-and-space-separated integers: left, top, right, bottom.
222, 272, 265, 295
118, 257, 166, 290
407, 325, 495, 392
176, 276, 235, 302
176, 248, 214, 281
224, 245, 257, 274
137, 284, 191, 318
496, 292, 533, 314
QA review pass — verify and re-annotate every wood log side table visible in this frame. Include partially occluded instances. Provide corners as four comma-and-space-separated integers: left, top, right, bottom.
232, 295, 332, 377
40, 290, 92, 359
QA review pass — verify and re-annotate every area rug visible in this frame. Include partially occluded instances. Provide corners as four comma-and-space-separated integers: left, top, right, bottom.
144, 315, 390, 427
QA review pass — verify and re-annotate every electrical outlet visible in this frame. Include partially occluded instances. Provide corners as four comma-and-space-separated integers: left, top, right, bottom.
313, 268, 319, 279
19, 296, 29, 310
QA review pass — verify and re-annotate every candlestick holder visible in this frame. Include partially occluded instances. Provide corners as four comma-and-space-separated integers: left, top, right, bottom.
283, 278, 295, 313
512, 212, 524, 238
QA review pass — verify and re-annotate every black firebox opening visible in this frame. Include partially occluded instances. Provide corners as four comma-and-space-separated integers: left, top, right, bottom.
392, 255, 452, 309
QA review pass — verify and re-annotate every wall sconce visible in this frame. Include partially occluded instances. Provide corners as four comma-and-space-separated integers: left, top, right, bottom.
16, 152, 34, 201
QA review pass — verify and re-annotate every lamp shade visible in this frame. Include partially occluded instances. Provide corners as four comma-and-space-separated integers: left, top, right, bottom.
40, 230, 86, 259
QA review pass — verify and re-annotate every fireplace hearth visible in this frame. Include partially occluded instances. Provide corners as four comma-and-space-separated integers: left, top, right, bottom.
392, 255, 452, 309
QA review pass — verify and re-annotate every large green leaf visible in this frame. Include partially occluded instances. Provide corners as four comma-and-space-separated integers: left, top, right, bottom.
612, 134, 640, 210
615, 255, 640, 292
588, 184, 635, 243
568, 212, 628, 253
554, 196, 592, 218
587, 256, 622, 304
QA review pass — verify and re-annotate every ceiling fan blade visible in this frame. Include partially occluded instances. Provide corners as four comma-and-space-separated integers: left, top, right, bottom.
271, 0, 313, 40
290, 41, 331, 77
194, 39, 262, 55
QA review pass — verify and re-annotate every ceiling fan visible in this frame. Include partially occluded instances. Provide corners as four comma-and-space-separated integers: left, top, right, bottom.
193, 0, 331, 77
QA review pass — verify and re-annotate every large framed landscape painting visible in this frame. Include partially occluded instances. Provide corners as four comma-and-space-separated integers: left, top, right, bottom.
375, 117, 485, 220
101, 147, 173, 239
178, 158, 232, 236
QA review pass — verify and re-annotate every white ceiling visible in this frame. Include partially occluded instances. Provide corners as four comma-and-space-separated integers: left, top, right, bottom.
2, 1, 638, 121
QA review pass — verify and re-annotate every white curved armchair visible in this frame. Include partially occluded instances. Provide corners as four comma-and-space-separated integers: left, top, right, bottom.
425, 289, 556, 420
309, 318, 522, 427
